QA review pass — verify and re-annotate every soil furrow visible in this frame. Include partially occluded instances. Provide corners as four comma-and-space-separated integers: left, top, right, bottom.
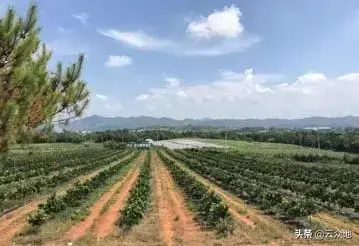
153, 152, 203, 246
153, 154, 174, 246
92, 167, 140, 239
160, 151, 292, 244
0, 201, 40, 246
0, 154, 133, 246
65, 168, 136, 241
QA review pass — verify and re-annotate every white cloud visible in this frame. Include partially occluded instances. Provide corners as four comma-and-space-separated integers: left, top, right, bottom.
99, 29, 259, 56
98, 30, 174, 50
134, 70, 359, 119
187, 36, 260, 56
72, 12, 89, 24
176, 90, 187, 98
296, 72, 326, 84
95, 94, 108, 100
165, 77, 181, 88
135, 94, 150, 101
186, 5, 243, 39
104, 103, 123, 111
337, 73, 359, 81
105, 55, 132, 67
98, 5, 258, 57
91, 96, 122, 116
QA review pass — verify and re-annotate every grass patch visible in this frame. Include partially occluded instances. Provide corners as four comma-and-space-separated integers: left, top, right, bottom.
100, 188, 120, 215
198, 138, 346, 158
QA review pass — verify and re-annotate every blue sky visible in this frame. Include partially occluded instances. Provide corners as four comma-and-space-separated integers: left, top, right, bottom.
3, 0, 359, 119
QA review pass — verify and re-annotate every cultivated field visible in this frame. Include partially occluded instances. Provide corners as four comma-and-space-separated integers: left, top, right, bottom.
197, 138, 348, 157
153, 139, 224, 149
0, 142, 358, 245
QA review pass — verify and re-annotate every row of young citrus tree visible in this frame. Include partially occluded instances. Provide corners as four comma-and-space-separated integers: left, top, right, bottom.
181, 150, 359, 211
167, 148, 359, 218
181, 149, 358, 211
0, 148, 104, 176
166, 149, 317, 218
157, 150, 234, 236
209, 149, 359, 187
119, 151, 152, 228
0, 149, 133, 215
28, 151, 140, 226
0, 148, 125, 185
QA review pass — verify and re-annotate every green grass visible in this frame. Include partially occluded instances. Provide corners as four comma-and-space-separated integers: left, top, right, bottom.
67, 163, 134, 222
196, 138, 347, 158
9, 142, 103, 153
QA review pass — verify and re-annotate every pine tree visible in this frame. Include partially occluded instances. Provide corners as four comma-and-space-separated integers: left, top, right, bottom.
0, 4, 90, 152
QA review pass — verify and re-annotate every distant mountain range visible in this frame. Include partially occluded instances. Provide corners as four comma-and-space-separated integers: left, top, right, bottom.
58, 115, 359, 132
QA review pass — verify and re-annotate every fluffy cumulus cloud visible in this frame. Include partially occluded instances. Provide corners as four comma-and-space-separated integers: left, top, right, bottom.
105, 55, 132, 67
135, 94, 150, 101
337, 73, 359, 81
186, 5, 243, 39
98, 5, 259, 56
296, 73, 326, 84
134, 69, 359, 119
165, 77, 181, 88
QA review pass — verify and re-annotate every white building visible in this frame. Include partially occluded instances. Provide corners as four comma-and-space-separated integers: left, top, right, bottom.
126, 141, 152, 148
145, 139, 154, 144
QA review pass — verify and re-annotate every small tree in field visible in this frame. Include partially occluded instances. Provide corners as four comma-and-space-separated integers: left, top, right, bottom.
0, 4, 90, 152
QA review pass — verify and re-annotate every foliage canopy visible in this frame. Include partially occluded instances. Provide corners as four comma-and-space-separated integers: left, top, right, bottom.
0, 3, 90, 151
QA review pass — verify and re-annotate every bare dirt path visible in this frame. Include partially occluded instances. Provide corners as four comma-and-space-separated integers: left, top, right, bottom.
92, 164, 141, 239
103, 151, 162, 246
152, 152, 204, 246
65, 168, 137, 241
160, 151, 294, 245
0, 200, 40, 246
0, 153, 134, 246
161, 151, 359, 246
310, 212, 359, 245
312, 212, 359, 235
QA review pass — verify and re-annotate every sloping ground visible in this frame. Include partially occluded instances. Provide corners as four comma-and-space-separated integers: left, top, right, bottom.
108, 154, 162, 246
197, 138, 347, 157
153, 139, 224, 149
65, 167, 138, 241
311, 212, 359, 236
160, 150, 358, 245
92, 167, 140, 239
69, 152, 161, 246
39, 153, 144, 246
0, 200, 41, 246
6, 149, 357, 245
152, 152, 204, 245
0, 153, 134, 246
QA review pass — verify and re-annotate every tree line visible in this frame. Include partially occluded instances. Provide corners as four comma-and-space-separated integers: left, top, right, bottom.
0, 3, 90, 152
28, 127, 359, 154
